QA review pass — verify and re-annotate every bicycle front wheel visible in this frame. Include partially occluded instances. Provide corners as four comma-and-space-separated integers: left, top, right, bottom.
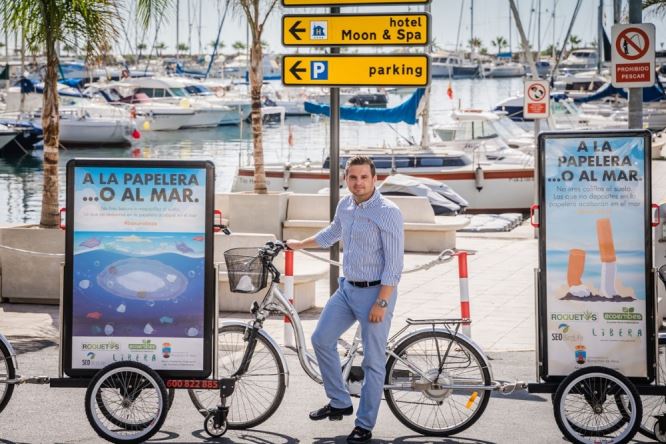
188, 324, 286, 429
384, 330, 491, 436
0, 340, 15, 414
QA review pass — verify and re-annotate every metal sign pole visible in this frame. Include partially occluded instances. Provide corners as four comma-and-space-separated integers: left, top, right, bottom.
329, 6, 340, 293
628, 0, 643, 129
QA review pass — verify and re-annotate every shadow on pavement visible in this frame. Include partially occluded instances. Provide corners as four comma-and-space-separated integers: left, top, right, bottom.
5, 336, 57, 355
189, 429, 300, 443
313, 436, 495, 444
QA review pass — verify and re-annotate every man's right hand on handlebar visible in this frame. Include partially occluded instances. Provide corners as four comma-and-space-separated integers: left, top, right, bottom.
286, 237, 320, 251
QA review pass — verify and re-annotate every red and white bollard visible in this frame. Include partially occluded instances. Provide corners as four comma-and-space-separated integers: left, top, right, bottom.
456, 251, 472, 338
283, 249, 295, 347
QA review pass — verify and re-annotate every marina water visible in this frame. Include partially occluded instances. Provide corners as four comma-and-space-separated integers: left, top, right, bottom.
0, 78, 525, 224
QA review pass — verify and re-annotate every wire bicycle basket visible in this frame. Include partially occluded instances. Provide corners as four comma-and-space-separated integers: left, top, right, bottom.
223, 247, 268, 294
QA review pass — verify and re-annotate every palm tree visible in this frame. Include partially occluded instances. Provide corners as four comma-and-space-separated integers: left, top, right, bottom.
468, 37, 482, 50
231, 0, 279, 194
177, 42, 189, 52
1, 0, 119, 227
137, 42, 147, 60
491, 36, 508, 55
569, 35, 582, 50
232, 40, 246, 53
155, 41, 167, 57
209, 40, 225, 50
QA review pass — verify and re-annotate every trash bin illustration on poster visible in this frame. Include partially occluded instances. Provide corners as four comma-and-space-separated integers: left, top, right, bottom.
68, 163, 209, 373
541, 132, 651, 378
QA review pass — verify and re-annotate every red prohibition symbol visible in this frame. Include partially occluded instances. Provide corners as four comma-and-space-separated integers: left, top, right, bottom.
527, 83, 546, 102
616, 27, 650, 61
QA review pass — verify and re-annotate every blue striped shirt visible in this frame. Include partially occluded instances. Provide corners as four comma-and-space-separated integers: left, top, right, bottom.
315, 189, 404, 286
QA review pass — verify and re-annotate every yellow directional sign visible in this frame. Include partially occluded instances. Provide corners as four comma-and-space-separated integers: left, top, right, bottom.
283, 14, 430, 47
282, 0, 429, 6
282, 54, 430, 87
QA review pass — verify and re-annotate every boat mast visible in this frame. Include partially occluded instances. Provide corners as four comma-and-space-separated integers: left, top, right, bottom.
538, 0, 542, 56
176, 0, 180, 61
552, 0, 556, 60
420, 2, 431, 148
470, 0, 474, 58
455, 0, 465, 55
597, 0, 603, 73
509, 0, 539, 78
548, 0, 583, 78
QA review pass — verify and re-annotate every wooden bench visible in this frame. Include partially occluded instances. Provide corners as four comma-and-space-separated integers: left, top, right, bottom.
282, 194, 469, 253
215, 232, 328, 312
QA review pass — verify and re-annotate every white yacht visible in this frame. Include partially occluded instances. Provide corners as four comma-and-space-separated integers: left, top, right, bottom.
433, 109, 534, 155
84, 82, 196, 131
123, 77, 235, 128
559, 48, 599, 72
2, 83, 135, 146
431, 53, 479, 78
483, 61, 526, 78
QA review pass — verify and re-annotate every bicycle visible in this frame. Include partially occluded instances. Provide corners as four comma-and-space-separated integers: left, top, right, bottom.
185, 240, 522, 437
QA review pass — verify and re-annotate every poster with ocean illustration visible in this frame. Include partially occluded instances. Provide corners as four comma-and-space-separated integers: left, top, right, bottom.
69, 164, 209, 373
542, 134, 650, 378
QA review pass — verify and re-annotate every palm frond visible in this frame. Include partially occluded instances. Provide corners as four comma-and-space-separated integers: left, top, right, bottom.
135, 0, 173, 30
643, 0, 666, 16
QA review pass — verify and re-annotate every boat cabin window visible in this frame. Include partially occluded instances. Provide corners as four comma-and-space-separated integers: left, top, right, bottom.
136, 87, 166, 98
324, 156, 412, 169
416, 156, 469, 167
454, 122, 497, 141
168, 87, 187, 97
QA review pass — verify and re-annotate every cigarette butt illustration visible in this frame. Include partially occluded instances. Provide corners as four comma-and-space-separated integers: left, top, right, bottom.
567, 249, 586, 286
597, 218, 617, 298
596, 219, 616, 263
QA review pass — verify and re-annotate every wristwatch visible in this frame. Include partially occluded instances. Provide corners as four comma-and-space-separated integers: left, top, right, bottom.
375, 298, 388, 308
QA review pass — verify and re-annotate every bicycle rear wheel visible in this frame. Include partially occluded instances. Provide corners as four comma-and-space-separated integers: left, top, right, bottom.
0, 340, 15, 414
384, 330, 491, 436
188, 324, 286, 429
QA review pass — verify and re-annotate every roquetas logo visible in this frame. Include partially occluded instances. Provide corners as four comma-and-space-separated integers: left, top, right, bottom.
550, 311, 597, 322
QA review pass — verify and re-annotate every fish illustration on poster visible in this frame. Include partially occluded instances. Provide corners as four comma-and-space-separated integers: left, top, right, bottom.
70, 165, 208, 372
542, 134, 649, 378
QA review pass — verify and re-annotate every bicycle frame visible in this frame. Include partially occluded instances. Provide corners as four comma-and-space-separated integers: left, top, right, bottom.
241, 280, 496, 393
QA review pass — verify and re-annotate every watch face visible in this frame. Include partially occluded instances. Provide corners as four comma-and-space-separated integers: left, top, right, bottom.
377, 299, 388, 308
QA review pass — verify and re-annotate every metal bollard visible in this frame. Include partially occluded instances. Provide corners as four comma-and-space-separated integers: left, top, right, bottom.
283, 249, 295, 347
457, 251, 472, 337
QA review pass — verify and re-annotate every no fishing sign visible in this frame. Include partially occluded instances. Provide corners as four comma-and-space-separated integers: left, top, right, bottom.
611, 23, 656, 88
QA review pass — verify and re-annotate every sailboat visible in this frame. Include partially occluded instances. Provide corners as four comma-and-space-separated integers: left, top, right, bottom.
232, 89, 536, 213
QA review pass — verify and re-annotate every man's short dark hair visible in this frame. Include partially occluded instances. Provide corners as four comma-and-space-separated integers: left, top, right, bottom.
345, 155, 376, 177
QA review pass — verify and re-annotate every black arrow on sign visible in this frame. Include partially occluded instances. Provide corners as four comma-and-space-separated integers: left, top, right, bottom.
289, 60, 306, 80
289, 21, 306, 41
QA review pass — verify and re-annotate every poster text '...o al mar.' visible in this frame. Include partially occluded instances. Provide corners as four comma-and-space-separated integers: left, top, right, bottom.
282, 55, 430, 87
74, 167, 207, 233
282, 14, 430, 46
543, 135, 647, 377
282, 0, 430, 6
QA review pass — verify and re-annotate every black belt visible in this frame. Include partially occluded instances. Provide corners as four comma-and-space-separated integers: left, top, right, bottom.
348, 280, 381, 288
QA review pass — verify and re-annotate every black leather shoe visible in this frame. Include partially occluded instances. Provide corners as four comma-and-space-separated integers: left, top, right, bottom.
347, 426, 372, 443
308, 403, 353, 421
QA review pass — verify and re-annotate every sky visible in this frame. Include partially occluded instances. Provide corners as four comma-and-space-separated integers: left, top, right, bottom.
4, 0, 666, 57
117, 0, 666, 56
